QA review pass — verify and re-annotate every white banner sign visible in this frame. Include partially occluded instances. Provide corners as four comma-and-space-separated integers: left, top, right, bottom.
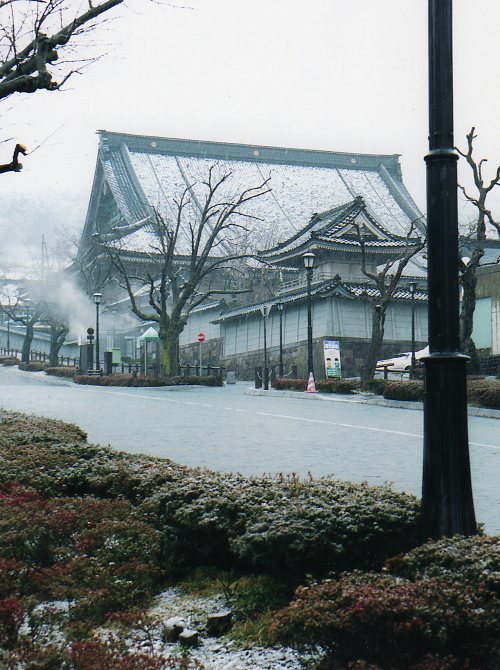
323, 340, 341, 378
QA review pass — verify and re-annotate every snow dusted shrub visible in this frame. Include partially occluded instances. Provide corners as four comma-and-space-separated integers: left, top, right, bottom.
272, 571, 498, 669
386, 534, 500, 590
145, 473, 421, 577
272, 378, 308, 391
18, 361, 49, 372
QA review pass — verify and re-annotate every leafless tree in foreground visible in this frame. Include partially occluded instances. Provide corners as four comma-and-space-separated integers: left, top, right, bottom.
0, 0, 123, 174
98, 168, 271, 376
456, 127, 500, 356
357, 220, 425, 390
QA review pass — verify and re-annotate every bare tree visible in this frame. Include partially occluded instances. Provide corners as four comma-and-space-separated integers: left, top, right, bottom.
456, 127, 500, 356
98, 168, 271, 376
357, 221, 425, 390
0, 295, 42, 362
0, 0, 123, 174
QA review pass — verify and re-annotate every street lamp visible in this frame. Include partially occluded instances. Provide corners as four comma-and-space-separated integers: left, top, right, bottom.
260, 304, 270, 390
25, 298, 31, 322
409, 282, 417, 379
277, 302, 284, 377
422, 0, 476, 537
302, 252, 316, 378
93, 293, 102, 373
6, 314, 10, 350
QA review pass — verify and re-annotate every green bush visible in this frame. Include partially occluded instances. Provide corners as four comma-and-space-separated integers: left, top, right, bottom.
383, 381, 424, 402
45, 366, 77, 378
272, 570, 499, 669
18, 361, 49, 372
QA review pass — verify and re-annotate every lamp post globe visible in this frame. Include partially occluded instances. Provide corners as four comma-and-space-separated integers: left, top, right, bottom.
93, 293, 102, 373
302, 252, 316, 378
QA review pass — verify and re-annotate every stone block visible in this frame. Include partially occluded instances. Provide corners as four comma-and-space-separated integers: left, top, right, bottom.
206, 610, 233, 636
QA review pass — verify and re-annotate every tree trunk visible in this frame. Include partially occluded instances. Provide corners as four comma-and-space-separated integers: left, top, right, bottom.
21, 324, 34, 363
49, 327, 68, 367
459, 267, 477, 352
161, 329, 180, 377
360, 306, 386, 390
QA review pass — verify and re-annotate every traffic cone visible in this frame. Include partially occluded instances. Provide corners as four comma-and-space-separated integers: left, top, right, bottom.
306, 372, 317, 393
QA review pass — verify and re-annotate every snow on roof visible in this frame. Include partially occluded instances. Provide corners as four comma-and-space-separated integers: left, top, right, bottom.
83, 132, 424, 257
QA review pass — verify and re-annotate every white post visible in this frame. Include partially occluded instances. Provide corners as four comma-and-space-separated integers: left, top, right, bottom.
144, 341, 147, 376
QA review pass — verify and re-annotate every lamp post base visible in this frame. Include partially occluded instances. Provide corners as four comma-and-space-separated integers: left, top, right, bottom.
422, 353, 477, 538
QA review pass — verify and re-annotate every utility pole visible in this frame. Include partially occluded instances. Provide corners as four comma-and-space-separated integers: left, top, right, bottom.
422, 0, 477, 537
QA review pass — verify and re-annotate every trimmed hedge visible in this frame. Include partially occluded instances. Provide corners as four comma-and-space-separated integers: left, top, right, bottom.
383, 380, 424, 402
18, 361, 49, 372
73, 374, 223, 387
273, 378, 360, 394
383, 378, 500, 409
0, 357, 19, 366
45, 366, 77, 378
467, 379, 500, 410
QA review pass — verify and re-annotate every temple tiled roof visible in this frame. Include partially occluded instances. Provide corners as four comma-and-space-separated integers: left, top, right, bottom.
81, 131, 424, 256
213, 277, 427, 323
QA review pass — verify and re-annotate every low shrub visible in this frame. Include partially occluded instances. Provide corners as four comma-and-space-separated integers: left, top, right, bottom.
272, 570, 499, 669
272, 378, 308, 391
18, 361, 49, 372
273, 378, 360, 394
467, 379, 500, 409
366, 378, 388, 395
315, 378, 359, 394
73, 374, 223, 387
0, 356, 19, 366
386, 534, 500, 590
383, 381, 424, 402
45, 366, 77, 378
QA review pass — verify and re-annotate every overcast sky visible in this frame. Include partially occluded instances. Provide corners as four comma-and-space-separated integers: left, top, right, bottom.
2, 0, 500, 260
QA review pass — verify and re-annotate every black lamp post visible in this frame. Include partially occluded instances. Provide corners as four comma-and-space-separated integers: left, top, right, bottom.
303, 252, 316, 378
261, 304, 270, 390
25, 298, 31, 322
93, 292, 102, 373
422, 0, 476, 537
409, 282, 417, 379
6, 314, 10, 350
277, 302, 284, 377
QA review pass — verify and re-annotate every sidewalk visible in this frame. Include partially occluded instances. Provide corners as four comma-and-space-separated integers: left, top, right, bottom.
245, 387, 500, 420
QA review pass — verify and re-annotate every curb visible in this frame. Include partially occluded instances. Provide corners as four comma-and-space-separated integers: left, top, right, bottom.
245, 388, 500, 420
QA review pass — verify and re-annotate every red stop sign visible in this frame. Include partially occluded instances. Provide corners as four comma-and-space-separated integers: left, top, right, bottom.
197, 332, 205, 342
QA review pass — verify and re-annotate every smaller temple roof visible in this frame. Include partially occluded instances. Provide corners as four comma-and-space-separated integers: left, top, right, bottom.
259, 196, 423, 266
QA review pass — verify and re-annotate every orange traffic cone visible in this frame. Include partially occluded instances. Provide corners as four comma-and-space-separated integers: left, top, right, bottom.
306, 372, 317, 393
